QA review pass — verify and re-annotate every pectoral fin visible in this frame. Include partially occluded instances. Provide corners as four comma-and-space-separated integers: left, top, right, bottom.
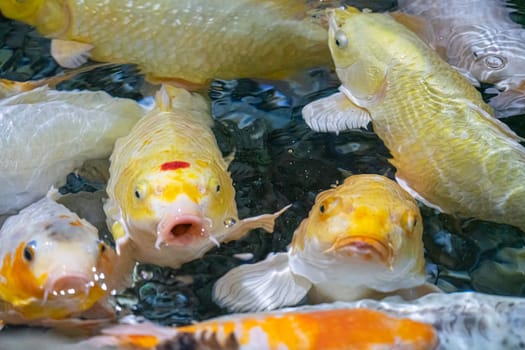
221, 204, 291, 243
51, 39, 93, 69
213, 252, 312, 312
302, 91, 372, 133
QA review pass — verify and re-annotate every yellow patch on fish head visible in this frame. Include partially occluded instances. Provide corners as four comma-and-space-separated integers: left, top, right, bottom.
122, 160, 237, 239
0, 0, 44, 21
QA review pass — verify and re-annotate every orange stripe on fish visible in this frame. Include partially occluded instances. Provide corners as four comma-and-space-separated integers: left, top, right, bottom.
160, 161, 190, 171
94, 308, 438, 349
0, 242, 47, 307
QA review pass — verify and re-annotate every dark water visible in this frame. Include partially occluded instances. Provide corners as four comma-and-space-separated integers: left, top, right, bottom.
0, 0, 525, 347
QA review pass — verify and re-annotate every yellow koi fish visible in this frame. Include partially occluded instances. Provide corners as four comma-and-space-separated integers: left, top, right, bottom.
0, 189, 117, 328
0, 84, 145, 215
82, 308, 438, 350
214, 174, 437, 312
396, 0, 525, 117
104, 86, 289, 269
303, 7, 525, 232
0, 0, 334, 89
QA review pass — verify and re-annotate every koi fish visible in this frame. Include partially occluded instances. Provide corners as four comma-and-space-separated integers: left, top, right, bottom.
81, 307, 438, 350
0, 85, 145, 215
0, 189, 117, 328
213, 174, 438, 312
395, 0, 525, 117
301, 291, 525, 350
0, 0, 335, 90
302, 7, 525, 232
104, 86, 289, 269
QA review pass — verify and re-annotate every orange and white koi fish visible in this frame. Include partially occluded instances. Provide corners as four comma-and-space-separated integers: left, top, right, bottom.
0, 189, 118, 328
302, 7, 525, 232
0, 0, 335, 89
82, 308, 438, 350
0, 85, 145, 215
214, 174, 437, 312
396, 0, 525, 117
104, 86, 289, 269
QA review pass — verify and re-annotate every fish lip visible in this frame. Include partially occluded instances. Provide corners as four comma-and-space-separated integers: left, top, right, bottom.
44, 274, 92, 301
327, 236, 393, 265
156, 214, 208, 248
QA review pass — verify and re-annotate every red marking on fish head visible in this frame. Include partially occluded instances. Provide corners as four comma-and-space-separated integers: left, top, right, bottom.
160, 161, 190, 171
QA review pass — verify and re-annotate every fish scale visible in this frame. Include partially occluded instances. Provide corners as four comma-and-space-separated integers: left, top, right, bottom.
1, 0, 333, 87
303, 8, 525, 233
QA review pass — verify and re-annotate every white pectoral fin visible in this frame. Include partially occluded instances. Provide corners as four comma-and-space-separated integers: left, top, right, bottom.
302, 91, 372, 134
51, 39, 94, 69
212, 252, 312, 312
222, 204, 291, 243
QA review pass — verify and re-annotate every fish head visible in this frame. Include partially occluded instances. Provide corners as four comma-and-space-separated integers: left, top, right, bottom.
118, 158, 236, 249
290, 175, 425, 291
447, 27, 525, 87
327, 7, 428, 105
0, 0, 70, 35
0, 212, 116, 320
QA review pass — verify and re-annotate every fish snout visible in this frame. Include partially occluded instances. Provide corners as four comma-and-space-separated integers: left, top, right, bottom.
328, 236, 394, 266
46, 275, 91, 299
156, 214, 208, 247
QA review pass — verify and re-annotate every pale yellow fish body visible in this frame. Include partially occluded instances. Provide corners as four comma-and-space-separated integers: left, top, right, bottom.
0, 0, 332, 88
0, 189, 117, 328
104, 86, 287, 269
213, 174, 431, 312
305, 7, 525, 232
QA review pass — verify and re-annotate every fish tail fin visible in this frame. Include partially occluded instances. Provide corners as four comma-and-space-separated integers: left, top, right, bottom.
155, 84, 213, 126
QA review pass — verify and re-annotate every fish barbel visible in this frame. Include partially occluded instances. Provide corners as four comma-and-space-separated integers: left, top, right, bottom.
213, 174, 437, 312
396, 0, 525, 117
303, 7, 525, 232
0, 189, 117, 328
81, 307, 438, 350
104, 86, 289, 269
0, 85, 145, 215
0, 0, 334, 89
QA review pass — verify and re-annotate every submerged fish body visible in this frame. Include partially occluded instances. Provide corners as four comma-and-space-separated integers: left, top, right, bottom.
104, 86, 288, 269
0, 0, 332, 88
396, 0, 525, 117
213, 174, 433, 312
0, 85, 145, 215
83, 308, 438, 350
303, 7, 525, 232
0, 190, 117, 327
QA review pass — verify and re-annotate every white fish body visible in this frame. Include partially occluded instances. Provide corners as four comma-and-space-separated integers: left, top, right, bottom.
0, 86, 145, 214
397, 0, 525, 117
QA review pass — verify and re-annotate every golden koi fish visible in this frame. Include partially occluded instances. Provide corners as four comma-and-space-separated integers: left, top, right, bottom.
0, 0, 334, 89
82, 308, 438, 350
303, 7, 525, 232
0, 84, 145, 215
396, 0, 525, 117
104, 86, 289, 269
0, 189, 117, 328
214, 174, 437, 312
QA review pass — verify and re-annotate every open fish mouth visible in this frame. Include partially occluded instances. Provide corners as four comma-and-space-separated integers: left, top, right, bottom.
156, 214, 208, 248
327, 236, 394, 265
43, 274, 93, 302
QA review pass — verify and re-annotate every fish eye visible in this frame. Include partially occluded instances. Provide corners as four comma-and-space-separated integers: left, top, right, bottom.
134, 182, 148, 200
320, 205, 326, 213
98, 242, 107, 254
134, 189, 141, 199
23, 241, 36, 262
334, 30, 348, 49
318, 196, 341, 215
216, 185, 221, 193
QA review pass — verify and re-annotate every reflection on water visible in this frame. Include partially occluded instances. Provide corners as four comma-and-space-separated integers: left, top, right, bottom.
0, 0, 525, 347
